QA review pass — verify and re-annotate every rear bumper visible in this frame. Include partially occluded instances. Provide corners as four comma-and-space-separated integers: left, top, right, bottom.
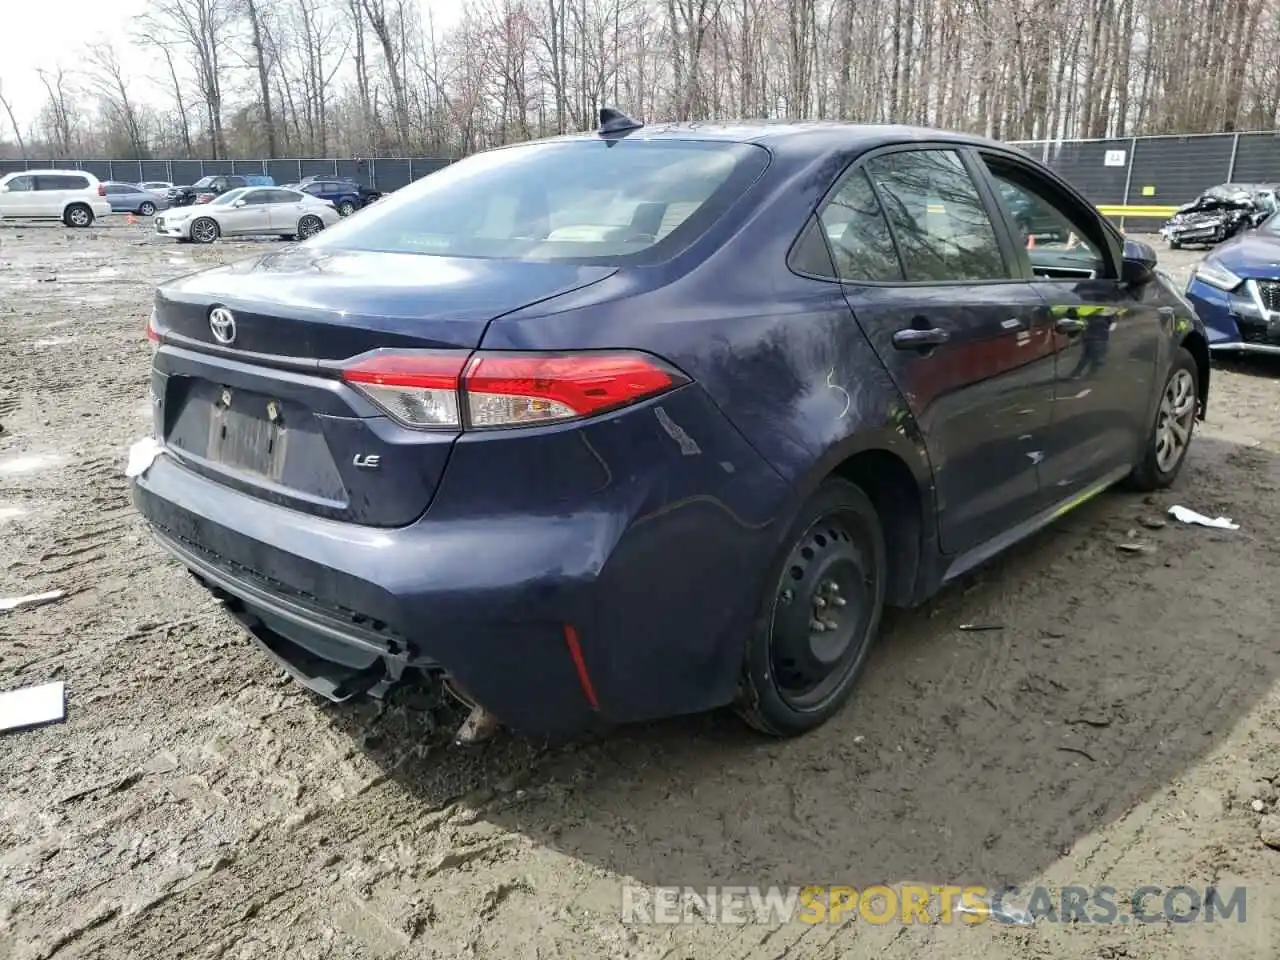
130, 390, 791, 734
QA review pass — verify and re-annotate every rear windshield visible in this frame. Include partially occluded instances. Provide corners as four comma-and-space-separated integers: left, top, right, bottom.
306, 138, 770, 264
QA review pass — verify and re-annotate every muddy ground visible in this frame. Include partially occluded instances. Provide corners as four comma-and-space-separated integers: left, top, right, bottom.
1, 222, 1278, 960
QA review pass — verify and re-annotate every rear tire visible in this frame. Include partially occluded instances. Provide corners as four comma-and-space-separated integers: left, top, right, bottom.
138, 201, 156, 217
337, 201, 356, 217
1127, 347, 1199, 491
190, 218, 220, 244
64, 204, 93, 228
736, 478, 886, 737
297, 215, 323, 239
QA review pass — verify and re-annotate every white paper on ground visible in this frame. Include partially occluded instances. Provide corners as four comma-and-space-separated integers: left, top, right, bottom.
1168, 505, 1240, 531
0, 681, 66, 732
125, 437, 165, 479
0, 590, 65, 612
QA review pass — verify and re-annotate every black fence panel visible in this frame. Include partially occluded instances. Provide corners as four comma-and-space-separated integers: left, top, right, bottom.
299, 158, 338, 180
368, 158, 411, 190
169, 160, 204, 185
267, 159, 301, 185
1034, 138, 1133, 206
201, 160, 234, 176
1127, 135, 1235, 206
231, 159, 268, 175
1231, 132, 1280, 183
138, 160, 171, 183
79, 160, 112, 182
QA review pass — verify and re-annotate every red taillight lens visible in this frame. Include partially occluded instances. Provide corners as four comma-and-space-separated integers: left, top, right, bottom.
146, 310, 161, 342
340, 350, 686, 430
342, 350, 468, 428
464, 353, 682, 427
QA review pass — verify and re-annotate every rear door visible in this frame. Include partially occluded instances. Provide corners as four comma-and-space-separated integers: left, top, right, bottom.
830, 146, 1056, 557
265, 189, 307, 230
222, 188, 274, 235
34, 175, 78, 216
974, 149, 1159, 501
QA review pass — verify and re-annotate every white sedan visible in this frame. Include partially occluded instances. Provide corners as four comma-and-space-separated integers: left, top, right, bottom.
153, 186, 340, 243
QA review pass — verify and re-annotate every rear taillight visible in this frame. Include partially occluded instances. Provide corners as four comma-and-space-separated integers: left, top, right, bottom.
340, 350, 687, 430
97, 184, 106, 197
146, 309, 161, 351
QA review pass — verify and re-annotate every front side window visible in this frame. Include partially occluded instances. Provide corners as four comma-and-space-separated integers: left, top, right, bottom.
818, 168, 903, 282
980, 154, 1108, 278
306, 138, 770, 264
865, 149, 1010, 283
239, 190, 270, 205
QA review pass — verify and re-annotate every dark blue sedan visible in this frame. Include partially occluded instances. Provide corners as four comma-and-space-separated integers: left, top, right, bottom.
131, 111, 1210, 740
1184, 213, 1280, 357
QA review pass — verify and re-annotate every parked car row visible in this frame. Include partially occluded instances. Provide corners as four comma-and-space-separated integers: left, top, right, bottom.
0, 167, 384, 241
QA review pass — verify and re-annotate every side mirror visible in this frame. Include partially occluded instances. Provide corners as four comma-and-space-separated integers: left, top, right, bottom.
233, 199, 246, 208
1121, 237, 1158, 285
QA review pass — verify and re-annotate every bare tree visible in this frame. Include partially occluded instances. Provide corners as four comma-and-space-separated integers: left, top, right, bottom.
0, 80, 26, 158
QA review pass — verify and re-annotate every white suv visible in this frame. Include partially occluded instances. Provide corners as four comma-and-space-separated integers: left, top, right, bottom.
0, 170, 112, 227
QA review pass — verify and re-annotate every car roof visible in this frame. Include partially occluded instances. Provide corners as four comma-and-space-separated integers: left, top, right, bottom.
519, 120, 1010, 157
4, 168, 97, 177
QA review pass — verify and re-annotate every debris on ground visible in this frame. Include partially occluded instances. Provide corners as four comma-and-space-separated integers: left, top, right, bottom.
1116, 542, 1157, 554
1168, 505, 1240, 530
959, 623, 1004, 632
0, 589, 65, 612
0, 680, 66, 732
1259, 814, 1280, 850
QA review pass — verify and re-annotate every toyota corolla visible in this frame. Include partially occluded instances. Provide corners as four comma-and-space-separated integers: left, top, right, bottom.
130, 110, 1209, 740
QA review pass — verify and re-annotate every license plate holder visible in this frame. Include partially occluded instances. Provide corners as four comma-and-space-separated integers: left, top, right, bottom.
207, 392, 289, 481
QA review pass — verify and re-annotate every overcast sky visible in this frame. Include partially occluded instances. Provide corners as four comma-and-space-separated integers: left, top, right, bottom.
1, 0, 464, 129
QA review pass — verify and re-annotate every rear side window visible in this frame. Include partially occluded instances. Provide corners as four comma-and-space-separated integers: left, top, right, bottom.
818, 168, 903, 282
865, 149, 1009, 283
4, 176, 34, 192
37, 175, 89, 191
307, 139, 771, 265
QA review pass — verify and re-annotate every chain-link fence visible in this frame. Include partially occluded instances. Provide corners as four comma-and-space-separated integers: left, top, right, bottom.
0, 157, 454, 192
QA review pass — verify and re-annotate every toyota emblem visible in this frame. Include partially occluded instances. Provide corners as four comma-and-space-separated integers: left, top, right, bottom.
209, 307, 237, 344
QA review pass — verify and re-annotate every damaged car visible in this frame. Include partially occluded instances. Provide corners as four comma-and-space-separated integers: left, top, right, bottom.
1184, 208, 1280, 356
1161, 183, 1278, 249
130, 112, 1210, 743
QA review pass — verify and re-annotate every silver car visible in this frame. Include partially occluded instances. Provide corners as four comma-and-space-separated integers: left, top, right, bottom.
153, 186, 340, 243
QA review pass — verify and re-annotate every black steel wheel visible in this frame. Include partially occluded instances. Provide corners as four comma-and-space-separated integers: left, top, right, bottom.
737, 477, 886, 737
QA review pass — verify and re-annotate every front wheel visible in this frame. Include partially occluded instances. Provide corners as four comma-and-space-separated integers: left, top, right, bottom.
297, 215, 324, 239
1127, 347, 1199, 491
190, 217, 220, 244
736, 478, 887, 737
64, 204, 93, 228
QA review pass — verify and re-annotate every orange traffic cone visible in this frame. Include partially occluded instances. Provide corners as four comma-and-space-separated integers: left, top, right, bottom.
1026, 234, 1035, 249
126, 212, 136, 225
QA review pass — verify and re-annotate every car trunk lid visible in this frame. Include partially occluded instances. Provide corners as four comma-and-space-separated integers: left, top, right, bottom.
151, 248, 616, 526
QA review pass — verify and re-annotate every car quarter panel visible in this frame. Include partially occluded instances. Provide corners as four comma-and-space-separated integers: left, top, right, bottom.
479, 143, 938, 640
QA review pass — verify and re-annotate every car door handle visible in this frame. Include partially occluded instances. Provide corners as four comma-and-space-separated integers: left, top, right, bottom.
892, 327, 950, 349
1055, 317, 1087, 334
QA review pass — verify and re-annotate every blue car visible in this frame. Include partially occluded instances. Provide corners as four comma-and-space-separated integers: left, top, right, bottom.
291, 179, 367, 217
1184, 213, 1280, 357
103, 182, 168, 216
131, 110, 1209, 740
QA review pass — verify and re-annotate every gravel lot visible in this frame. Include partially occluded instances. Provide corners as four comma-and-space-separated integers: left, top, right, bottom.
2, 222, 1279, 960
